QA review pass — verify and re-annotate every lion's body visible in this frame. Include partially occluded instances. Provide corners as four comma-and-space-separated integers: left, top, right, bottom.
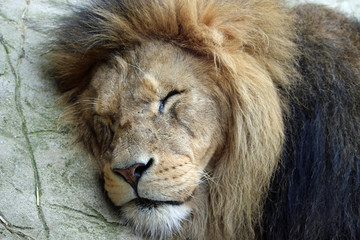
264, 5, 360, 239
47, 0, 360, 239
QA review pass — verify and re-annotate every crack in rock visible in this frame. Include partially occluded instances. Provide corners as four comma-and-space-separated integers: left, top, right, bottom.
0, 213, 35, 240
50, 204, 121, 227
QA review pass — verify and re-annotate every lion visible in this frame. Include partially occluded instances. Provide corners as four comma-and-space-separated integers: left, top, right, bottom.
45, 0, 360, 239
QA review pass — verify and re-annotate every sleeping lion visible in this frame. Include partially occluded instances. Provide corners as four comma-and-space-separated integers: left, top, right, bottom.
46, 0, 360, 239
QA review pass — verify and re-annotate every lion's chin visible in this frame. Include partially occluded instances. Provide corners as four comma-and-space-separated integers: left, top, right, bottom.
121, 199, 192, 239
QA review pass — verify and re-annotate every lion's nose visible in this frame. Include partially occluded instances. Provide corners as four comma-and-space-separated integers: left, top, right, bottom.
113, 158, 153, 189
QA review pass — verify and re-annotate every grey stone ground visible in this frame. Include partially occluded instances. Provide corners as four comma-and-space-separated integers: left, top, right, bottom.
0, 0, 359, 239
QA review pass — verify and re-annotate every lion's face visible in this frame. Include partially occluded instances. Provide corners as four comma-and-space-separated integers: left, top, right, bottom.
79, 41, 225, 236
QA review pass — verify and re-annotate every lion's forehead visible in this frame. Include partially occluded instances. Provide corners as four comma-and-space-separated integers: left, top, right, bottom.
91, 42, 213, 117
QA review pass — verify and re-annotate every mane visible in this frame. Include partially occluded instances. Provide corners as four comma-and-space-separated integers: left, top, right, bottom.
46, 0, 298, 239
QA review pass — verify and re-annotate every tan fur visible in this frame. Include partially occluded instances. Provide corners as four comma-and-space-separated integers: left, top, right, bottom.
47, 0, 298, 239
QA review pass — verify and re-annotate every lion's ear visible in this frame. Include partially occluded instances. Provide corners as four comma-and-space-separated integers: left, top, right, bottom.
44, 4, 124, 101
46, 48, 108, 101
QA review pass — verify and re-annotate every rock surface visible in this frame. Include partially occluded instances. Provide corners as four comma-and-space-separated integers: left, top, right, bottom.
0, 0, 358, 239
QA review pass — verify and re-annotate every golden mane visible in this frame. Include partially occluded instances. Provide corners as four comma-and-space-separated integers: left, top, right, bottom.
47, 0, 299, 239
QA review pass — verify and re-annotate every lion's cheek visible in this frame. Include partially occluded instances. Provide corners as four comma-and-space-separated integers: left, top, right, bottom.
192, 135, 222, 169
138, 179, 198, 202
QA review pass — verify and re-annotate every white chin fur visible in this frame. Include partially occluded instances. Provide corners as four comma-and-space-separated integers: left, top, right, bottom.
122, 202, 191, 239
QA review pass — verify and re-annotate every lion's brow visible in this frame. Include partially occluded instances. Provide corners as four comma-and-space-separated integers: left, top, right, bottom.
141, 74, 159, 95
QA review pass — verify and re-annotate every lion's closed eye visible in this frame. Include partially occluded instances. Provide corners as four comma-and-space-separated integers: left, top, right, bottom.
93, 115, 114, 152
159, 90, 183, 114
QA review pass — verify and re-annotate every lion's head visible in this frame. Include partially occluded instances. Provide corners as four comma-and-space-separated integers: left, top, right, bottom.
94, 42, 225, 238
47, 0, 297, 239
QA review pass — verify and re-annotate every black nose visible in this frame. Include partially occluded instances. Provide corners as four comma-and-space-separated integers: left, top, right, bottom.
113, 158, 153, 189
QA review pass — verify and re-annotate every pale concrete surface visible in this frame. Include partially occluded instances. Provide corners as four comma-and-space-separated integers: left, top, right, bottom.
0, 0, 358, 239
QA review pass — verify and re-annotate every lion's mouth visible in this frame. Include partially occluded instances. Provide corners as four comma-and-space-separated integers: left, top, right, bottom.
131, 198, 184, 209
